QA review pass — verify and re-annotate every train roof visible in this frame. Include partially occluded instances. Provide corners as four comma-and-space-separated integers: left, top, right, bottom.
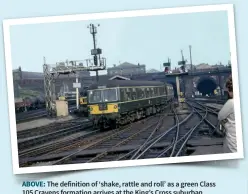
88, 80, 167, 90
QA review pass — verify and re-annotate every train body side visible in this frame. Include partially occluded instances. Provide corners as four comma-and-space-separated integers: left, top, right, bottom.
86, 80, 175, 129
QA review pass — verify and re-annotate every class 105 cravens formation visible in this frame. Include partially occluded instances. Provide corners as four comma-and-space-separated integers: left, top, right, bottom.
84, 80, 175, 130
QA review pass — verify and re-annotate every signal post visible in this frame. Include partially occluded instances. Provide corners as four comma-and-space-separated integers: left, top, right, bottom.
43, 23, 106, 117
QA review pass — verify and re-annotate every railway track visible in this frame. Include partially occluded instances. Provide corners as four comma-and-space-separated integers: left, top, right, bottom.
16, 110, 47, 123
17, 119, 83, 139
50, 114, 163, 164
191, 96, 227, 105
19, 101, 221, 166
18, 121, 131, 161
116, 101, 219, 160
80, 101, 219, 161
46, 113, 173, 164
186, 101, 223, 138
18, 121, 92, 151
83, 115, 167, 163
19, 113, 170, 166
47, 109, 186, 164
116, 109, 195, 160
18, 128, 99, 166
16, 106, 77, 123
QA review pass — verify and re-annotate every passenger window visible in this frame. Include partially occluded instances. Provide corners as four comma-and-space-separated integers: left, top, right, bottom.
145, 88, 149, 98
132, 88, 136, 100
154, 88, 157, 96
159, 87, 162, 96
136, 88, 140, 99
150, 88, 154, 97
141, 88, 145, 98
120, 88, 126, 101
126, 88, 131, 101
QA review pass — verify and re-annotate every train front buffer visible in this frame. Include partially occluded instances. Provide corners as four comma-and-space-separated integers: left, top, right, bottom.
88, 103, 119, 126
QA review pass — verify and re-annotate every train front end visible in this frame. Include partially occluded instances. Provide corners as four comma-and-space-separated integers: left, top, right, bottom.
87, 87, 120, 129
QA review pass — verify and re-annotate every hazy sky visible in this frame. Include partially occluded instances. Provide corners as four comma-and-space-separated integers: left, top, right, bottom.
9, 10, 230, 75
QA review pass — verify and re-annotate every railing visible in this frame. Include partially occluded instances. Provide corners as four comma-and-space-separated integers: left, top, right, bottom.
188, 67, 231, 74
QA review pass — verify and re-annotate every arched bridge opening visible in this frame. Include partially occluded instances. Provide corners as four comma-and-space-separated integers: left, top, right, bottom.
167, 81, 177, 98
150, 76, 177, 98
196, 77, 217, 96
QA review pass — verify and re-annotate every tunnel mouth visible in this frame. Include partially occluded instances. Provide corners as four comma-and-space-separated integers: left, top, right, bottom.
197, 78, 217, 96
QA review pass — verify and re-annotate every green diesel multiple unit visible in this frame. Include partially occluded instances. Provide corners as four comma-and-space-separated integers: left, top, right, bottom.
87, 80, 174, 130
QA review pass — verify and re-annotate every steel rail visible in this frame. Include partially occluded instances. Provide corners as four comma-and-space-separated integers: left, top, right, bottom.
174, 106, 208, 156
85, 116, 164, 163
130, 115, 165, 159
51, 124, 134, 165
170, 109, 180, 157
133, 112, 194, 160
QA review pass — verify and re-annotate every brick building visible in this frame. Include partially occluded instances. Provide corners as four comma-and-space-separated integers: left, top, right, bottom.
107, 62, 146, 77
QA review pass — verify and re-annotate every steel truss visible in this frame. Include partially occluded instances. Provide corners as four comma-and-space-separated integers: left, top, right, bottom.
43, 58, 106, 116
